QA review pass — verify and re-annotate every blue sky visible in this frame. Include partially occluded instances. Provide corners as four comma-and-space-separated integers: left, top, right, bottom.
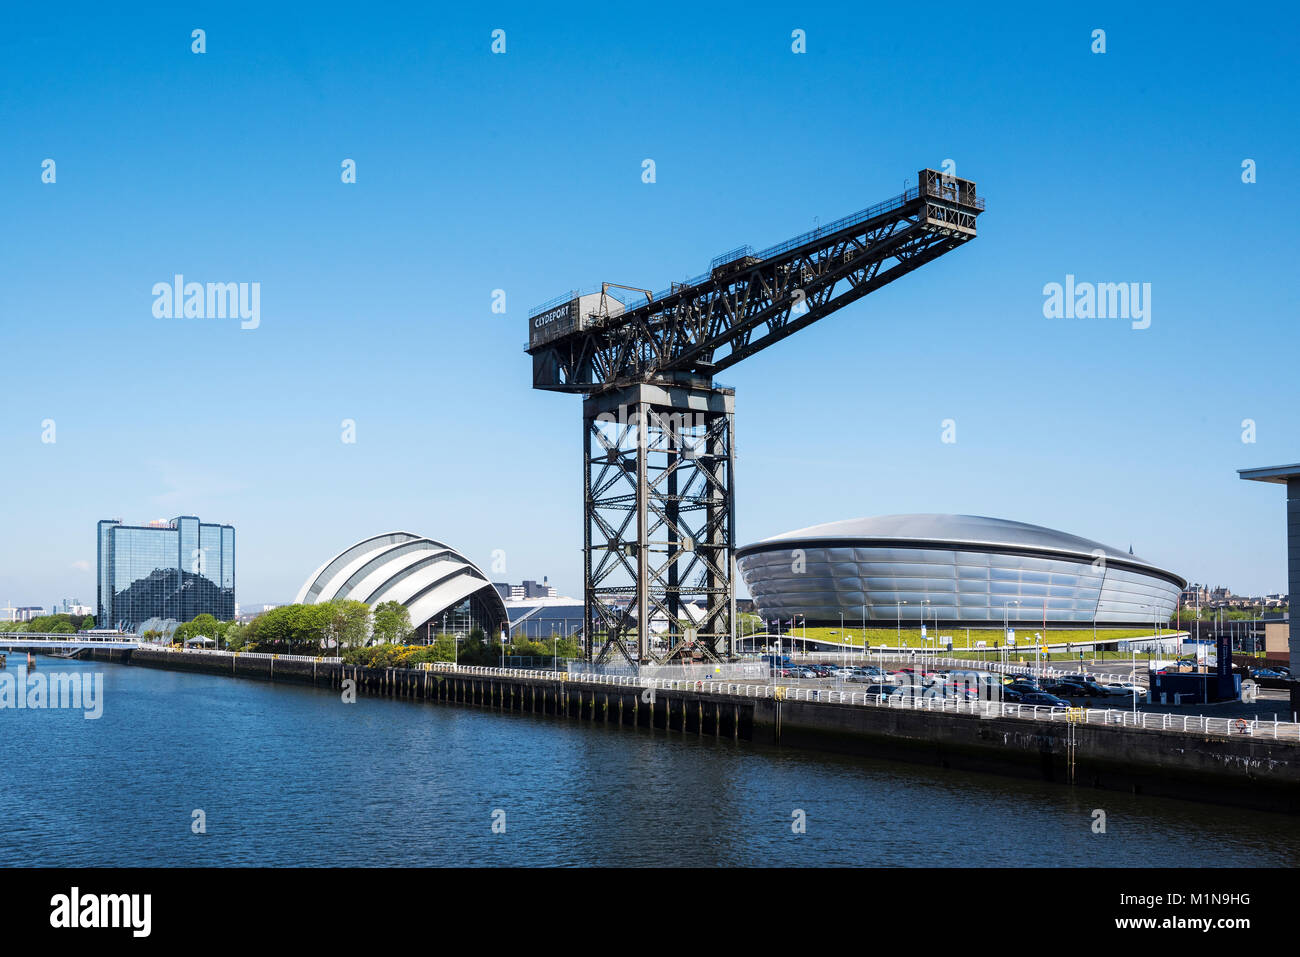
2, 2, 1297, 608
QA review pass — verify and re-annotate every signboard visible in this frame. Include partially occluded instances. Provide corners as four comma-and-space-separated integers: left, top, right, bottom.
528, 292, 626, 351
1007, 629, 1016, 645
975, 640, 987, 648
528, 299, 580, 350
920, 625, 927, 639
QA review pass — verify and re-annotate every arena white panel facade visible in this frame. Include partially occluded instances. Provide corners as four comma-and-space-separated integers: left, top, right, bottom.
736, 514, 1185, 626
295, 532, 508, 635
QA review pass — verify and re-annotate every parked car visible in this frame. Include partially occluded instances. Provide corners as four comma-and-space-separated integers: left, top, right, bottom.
863, 683, 899, 696
1071, 680, 1109, 697
997, 687, 1024, 703
1018, 691, 1071, 707
940, 683, 982, 701
1005, 682, 1041, 696
1056, 673, 1100, 687
1250, 668, 1287, 680
1099, 682, 1146, 698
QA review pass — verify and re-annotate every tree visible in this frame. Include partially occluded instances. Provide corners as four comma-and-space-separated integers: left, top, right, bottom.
177, 613, 220, 646
322, 598, 370, 652
371, 601, 413, 646
80, 615, 96, 631
223, 621, 249, 651
457, 626, 498, 666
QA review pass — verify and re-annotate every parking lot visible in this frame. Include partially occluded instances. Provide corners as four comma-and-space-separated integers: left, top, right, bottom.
752, 659, 1296, 720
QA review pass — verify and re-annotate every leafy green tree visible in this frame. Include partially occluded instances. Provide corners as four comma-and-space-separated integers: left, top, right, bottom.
27, 613, 75, 633
430, 634, 458, 662
371, 601, 413, 646
223, 621, 249, 651
271, 603, 328, 654
456, 626, 501, 666
80, 615, 96, 631
177, 613, 220, 645
322, 598, 370, 652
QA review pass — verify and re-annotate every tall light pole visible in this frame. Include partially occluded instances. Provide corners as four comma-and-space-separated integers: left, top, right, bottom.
919, 599, 931, 666
1003, 599, 1021, 670
897, 600, 908, 650
862, 602, 868, 667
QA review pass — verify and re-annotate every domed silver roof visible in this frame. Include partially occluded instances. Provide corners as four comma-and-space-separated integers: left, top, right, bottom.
741, 513, 1159, 570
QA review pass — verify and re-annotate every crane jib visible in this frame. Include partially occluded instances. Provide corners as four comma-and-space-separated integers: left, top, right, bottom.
527, 168, 983, 394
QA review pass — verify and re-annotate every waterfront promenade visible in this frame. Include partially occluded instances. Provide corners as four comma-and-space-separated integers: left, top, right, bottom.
47, 643, 1300, 813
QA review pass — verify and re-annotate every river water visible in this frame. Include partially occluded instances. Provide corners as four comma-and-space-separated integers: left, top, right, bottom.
3, 655, 1298, 867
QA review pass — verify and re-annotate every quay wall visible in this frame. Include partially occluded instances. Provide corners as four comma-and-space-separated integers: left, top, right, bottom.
79, 647, 1300, 813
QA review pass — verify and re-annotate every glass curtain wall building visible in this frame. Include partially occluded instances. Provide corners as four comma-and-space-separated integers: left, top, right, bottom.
97, 516, 235, 631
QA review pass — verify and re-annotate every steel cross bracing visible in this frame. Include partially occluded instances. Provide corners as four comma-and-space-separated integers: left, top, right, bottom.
583, 382, 734, 665
529, 169, 982, 664
529, 169, 983, 394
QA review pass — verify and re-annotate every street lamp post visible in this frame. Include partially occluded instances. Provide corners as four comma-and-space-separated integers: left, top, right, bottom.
1003, 599, 1021, 670
919, 599, 931, 668
862, 602, 868, 667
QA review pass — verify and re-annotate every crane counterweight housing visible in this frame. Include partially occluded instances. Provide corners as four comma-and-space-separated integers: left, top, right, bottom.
527, 168, 984, 665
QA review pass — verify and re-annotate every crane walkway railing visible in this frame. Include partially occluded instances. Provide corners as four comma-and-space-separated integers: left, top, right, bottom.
528, 175, 985, 321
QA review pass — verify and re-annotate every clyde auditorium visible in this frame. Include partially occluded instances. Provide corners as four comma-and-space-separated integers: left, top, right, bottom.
295, 532, 508, 637
736, 514, 1186, 627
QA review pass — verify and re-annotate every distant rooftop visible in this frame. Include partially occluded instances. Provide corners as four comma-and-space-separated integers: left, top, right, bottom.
1239, 463, 1300, 485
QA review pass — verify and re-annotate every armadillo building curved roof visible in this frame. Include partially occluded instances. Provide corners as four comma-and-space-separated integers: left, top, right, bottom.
294, 532, 507, 633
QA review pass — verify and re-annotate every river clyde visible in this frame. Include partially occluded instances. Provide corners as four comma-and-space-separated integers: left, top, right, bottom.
3, 655, 1299, 867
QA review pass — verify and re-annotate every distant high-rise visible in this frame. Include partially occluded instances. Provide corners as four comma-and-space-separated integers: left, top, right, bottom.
97, 516, 235, 631
493, 578, 557, 600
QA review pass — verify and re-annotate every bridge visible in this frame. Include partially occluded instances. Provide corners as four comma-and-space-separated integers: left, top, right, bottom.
0, 634, 140, 655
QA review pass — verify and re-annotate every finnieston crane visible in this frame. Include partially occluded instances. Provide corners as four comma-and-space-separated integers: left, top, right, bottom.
527, 169, 984, 665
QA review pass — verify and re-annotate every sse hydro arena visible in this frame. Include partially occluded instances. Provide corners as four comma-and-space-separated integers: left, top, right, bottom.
736, 514, 1186, 628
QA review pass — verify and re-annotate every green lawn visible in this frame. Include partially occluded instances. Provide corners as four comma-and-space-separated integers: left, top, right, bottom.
740, 625, 1165, 651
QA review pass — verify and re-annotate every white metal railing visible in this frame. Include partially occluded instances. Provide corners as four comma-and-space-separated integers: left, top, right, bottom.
152, 646, 341, 664
865, 654, 1148, 688
419, 663, 1296, 742
0, 633, 138, 645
